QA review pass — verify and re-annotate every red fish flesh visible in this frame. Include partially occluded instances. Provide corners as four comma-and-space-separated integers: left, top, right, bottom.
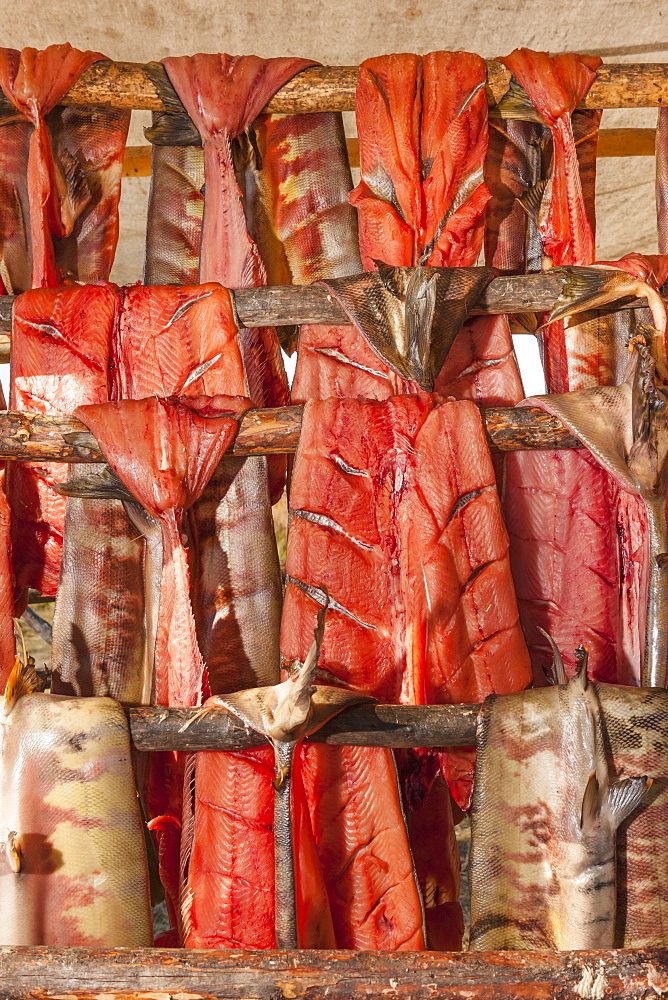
8, 284, 116, 598
348, 50, 523, 408
159, 54, 313, 460
0, 44, 129, 290
75, 395, 250, 707
281, 394, 531, 947
494, 50, 654, 684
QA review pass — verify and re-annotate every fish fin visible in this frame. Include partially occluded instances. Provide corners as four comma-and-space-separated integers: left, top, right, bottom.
489, 77, 545, 123
143, 62, 202, 147
580, 770, 602, 830
545, 267, 636, 327
57, 149, 92, 226
607, 775, 651, 828
55, 464, 136, 503
5, 831, 21, 873
3, 656, 40, 715
518, 179, 547, 226
574, 644, 589, 689
537, 627, 567, 685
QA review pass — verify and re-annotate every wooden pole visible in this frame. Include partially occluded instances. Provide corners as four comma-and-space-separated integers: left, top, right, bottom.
58, 60, 668, 112
0, 943, 665, 999
0, 269, 649, 339
128, 702, 480, 751
0, 405, 581, 464
121, 128, 659, 177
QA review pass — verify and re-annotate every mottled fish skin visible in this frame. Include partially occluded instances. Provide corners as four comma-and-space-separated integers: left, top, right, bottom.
143, 144, 204, 286
51, 477, 146, 703
0, 688, 152, 946
0, 44, 128, 290
469, 668, 648, 951
597, 684, 668, 947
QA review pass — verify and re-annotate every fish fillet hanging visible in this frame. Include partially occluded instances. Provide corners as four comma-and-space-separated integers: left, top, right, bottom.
496, 49, 651, 684
349, 51, 524, 407
0, 44, 129, 598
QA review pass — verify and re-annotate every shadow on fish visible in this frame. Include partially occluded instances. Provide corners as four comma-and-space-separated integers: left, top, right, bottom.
470, 632, 650, 951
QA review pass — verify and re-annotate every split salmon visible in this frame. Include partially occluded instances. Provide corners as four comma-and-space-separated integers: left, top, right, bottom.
469, 643, 649, 951
253, 109, 362, 361
8, 284, 116, 600
0, 658, 152, 946
523, 330, 668, 688
0, 43, 129, 291
492, 50, 651, 684
347, 50, 523, 407
1, 46, 128, 599
156, 52, 314, 500
281, 393, 531, 949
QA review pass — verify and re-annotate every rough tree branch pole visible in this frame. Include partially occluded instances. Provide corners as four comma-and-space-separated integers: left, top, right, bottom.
59, 60, 668, 111
0, 405, 581, 464
0, 943, 665, 999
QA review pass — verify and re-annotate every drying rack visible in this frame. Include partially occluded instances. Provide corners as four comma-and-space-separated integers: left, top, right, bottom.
0, 56, 667, 1000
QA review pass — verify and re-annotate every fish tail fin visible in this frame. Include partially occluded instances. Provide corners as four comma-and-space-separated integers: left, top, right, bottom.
544, 267, 634, 327
3, 656, 40, 715
518, 178, 547, 227
537, 627, 567, 685
573, 644, 589, 689
55, 464, 135, 502
608, 775, 651, 828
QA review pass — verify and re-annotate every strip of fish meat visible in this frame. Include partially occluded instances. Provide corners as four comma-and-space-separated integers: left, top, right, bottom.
157, 55, 312, 437
494, 50, 646, 684
0, 486, 14, 690
522, 332, 668, 688
0, 658, 152, 946
469, 648, 649, 951
347, 50, 523, 407
0, 46, 129, 599
8, 284, 116, 600
252, 109, 362, 364
281, 393, 530, 948
74, 395, 250, 709
0, 43, 129, 290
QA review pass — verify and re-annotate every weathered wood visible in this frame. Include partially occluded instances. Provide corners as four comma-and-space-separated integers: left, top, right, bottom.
120, 129, 660, 178
0, 405, 581, 464
0, 944, 665, 999
128, 702, 480, 751
57, 59, 668, 113
0, 271, 649, 351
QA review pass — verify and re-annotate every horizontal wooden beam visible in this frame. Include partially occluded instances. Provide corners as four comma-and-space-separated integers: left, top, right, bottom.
58, 60, 668, 113
0, 944, 664, 999
128, 702, 480, 751
0, 405, 581, 464
120, 129, 660, 178
0, 270, 648, 350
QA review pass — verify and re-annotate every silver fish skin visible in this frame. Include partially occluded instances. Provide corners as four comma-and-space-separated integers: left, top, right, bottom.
469, 653, 648, 951
551, 660, 648, 950
0, 672, 152, 946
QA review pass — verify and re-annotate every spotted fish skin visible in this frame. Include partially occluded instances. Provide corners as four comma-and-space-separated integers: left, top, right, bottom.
0, 690, 152, 946
469, 669, 648, 951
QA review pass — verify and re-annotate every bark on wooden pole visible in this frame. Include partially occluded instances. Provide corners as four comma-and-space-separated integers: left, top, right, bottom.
0, 269, 649, 344
57, 59, 668, 112
0, 405, 582, 464
128, 702, 481, 751
0, 943, 665, 999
